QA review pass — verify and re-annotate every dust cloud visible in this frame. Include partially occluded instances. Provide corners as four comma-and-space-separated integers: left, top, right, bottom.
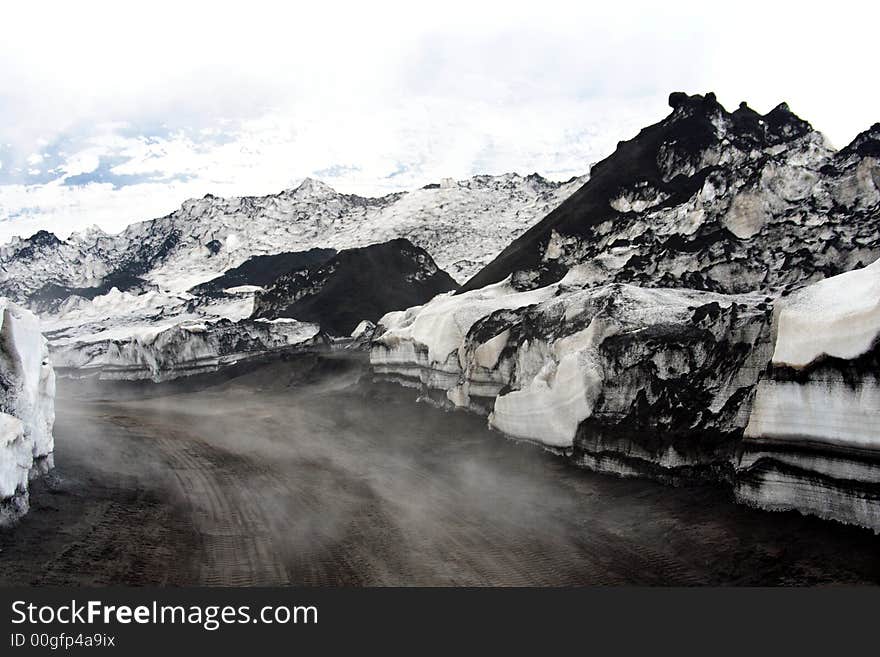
2, 353, 879, 586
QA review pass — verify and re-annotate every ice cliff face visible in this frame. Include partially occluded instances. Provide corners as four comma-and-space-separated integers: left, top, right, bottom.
0, 299, 55, 524
737, 259, 880, 530
373, 94, 880, 532
372, 256, 880, 531
374, 269, 773, 477
53, 317, 322, 383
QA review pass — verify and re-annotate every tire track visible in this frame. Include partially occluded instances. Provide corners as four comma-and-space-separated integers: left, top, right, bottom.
103, 413, 290, 586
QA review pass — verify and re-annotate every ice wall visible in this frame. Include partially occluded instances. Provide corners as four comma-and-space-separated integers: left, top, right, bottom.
737, 259, 880, 531
0, 299, 55, 524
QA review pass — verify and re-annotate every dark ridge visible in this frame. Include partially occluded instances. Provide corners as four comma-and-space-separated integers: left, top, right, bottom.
252, 238, 458, 335
458, 92, 814, 294
126, 229, 183, 276
838, 123, 880, 159
27, 230, 63, 247
12, 230, 64, 259
28, 271, 152, 308
762, 102, 812, 141
190, 248, 337, 296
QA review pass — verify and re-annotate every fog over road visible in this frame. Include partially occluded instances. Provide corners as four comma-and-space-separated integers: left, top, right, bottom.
2, 354, 879, 586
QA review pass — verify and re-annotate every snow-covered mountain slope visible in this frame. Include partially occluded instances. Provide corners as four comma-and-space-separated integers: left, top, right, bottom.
252, 239, 458, 335
0, 299, 55, 525
737, 259, 880, 530
0, 172, 582, 379
0, 172, 585, 306
41, 238, 455, 381
462, 94, 880, 295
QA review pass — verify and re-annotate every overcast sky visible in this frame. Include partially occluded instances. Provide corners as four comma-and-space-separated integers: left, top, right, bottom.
0, 0, 876, 243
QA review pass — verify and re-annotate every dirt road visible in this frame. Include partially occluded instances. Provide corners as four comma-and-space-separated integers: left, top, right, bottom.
2, 354, 879, 585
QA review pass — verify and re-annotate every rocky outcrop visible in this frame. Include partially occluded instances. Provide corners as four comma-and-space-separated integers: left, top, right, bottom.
0, 172, 584, 307
52, 318, 322, 383
737, 259, 880, 530
0, 299, 55, 524
462, 95, 879, 296
252, 239, 458, 336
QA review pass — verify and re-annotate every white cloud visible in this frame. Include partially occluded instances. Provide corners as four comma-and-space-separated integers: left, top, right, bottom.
0, 94, 660, 243
0, 0, 877, 242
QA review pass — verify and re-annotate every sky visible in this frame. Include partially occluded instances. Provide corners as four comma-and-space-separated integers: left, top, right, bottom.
0, 0, 877, 243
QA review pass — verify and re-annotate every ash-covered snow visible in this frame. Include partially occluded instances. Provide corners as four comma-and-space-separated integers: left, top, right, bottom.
737, 258, 880, 532
463, 95, 880, 296
373, 267, 772, 459
375, 275, 556, 367
252, 239, 458, 336
0, 173, 581, 379
374, 94, 880, 531
0, 299, 55, 524
52, 316, 322, 382
0, 172, 584, 305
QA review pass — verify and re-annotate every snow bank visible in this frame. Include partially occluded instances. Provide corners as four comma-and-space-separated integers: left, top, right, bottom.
375, 276, 556, 366
0, 299, 55, 524
52, 317, 322, 382
490, 324, 604, 447
372, 272, 772, 464
374, 254, 880, 531
738, 258, 880, 532
771, 258, 880, 368
745, 379, 880, 450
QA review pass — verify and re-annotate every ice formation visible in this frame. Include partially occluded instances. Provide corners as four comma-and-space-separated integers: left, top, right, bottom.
373, 271, 772, 469
770, 258, 880, 368
1, 174, 575, 379
373, 95, 880, 531
52, 317, 322, 383
5, 90, 880, 532
738, 259, 880, 531
0, 299, 55, 524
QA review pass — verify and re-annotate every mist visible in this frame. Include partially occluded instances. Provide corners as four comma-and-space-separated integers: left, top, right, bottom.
3, 353, 878, 586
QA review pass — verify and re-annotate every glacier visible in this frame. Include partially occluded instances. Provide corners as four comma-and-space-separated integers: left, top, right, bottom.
52, 317, 323, 383
371, 257, 880, 530
0, 299, 55, 524
373, 269, 772, 471
4, 90, 880, 533
372, 94, 880, 532
737, 259, 880, 531
1, 174, 578, 382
